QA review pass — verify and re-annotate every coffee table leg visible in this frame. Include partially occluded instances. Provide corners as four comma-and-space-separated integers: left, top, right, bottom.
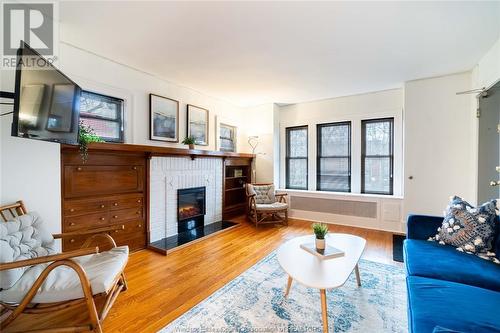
320, 289, 329, 333
284, 275, 293, 298
355, 264, 361, 287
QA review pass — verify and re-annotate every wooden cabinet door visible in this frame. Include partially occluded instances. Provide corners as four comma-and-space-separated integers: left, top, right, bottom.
64, 165, 144, 198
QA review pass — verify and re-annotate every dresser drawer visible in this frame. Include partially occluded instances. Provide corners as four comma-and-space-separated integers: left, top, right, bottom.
62, 228, 123, 252
64, 198, 108, 216
64, 212, 109, 232
64, 165, 144, 198
113, 221, 146, 251
108, 194, 143, 211
109, 207, 143, 222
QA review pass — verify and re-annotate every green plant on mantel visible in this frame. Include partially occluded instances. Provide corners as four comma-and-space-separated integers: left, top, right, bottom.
312, 223, 328, 239
79, 122, 104, 162
181, 136, 196, 145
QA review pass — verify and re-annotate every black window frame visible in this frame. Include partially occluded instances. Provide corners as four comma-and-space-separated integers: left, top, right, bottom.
285, 125, 308, 190
361, 117, 394, 195
316, 121, 351, 192
79, 90, 124, 143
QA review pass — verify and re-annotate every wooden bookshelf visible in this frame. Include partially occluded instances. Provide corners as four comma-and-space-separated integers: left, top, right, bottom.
223, 158, 253, 219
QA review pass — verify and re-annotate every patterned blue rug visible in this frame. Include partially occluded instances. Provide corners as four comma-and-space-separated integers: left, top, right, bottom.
160, 252, 407, 333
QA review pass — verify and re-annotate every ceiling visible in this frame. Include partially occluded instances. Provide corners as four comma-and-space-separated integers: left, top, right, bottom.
60, 1, 500, 107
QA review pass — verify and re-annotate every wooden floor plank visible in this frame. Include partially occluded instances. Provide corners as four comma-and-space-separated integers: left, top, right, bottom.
6, 217, 398, 332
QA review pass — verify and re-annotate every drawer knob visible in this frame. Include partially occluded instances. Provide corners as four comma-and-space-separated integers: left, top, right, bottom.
70, 239, 75, 243
113, 215, 118, 219
115, 230, 119, 233
77, 167, 82, 171
132, 166, 137, 170
100, 204, 105, 208
136, 211, 140, 214
114, 203, 118, 206
137, 199, 141, 203
100, 217, 105, 221
70, 222, 75, 226
138, 224, 142, 228
70, 208, 75, 212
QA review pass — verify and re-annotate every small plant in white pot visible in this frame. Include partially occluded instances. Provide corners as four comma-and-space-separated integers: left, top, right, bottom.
312, 223, 328, 250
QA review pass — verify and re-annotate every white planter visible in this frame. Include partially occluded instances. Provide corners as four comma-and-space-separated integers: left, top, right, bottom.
315, 238, 326, 250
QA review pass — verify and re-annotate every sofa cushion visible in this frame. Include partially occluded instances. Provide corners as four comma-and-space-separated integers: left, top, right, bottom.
407, 276, 500, 333
404, 239, 500, 292
429, 196, 498, 262
0, 246, 129, 304
0, 212, 56, 290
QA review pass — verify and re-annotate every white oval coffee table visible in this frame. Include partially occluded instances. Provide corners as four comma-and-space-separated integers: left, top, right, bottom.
277, 233, 366, 333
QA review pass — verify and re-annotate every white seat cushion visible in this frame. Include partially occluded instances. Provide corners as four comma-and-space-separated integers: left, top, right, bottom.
256, 202, 288, 211
0, 246, 129, 304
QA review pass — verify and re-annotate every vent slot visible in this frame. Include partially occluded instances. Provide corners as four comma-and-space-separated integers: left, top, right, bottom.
290, 196, 377, 218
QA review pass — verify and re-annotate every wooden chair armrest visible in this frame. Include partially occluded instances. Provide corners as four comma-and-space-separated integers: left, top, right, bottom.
0, 247, 99, 271
275, 193, 287, 197
246, 193, 256, 198
81, 233, 118, 250
53, 225, 125, 239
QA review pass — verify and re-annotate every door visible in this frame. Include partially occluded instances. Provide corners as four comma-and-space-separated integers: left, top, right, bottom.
477, 81, 500, 203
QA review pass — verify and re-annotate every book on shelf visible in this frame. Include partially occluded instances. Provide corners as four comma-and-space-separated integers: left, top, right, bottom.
300, 242, 345, 260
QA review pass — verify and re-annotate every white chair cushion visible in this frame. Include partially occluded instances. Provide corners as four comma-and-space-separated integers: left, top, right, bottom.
256, 202, 288, 211
0, 212, 56, 289
0, 246, 129, 304
248, 184, 276, 204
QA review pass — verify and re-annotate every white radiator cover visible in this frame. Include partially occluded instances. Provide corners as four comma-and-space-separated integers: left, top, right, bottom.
149, 156, 223, 242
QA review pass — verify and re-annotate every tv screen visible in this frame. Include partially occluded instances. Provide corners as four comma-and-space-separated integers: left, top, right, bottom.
11, 42, 81, 144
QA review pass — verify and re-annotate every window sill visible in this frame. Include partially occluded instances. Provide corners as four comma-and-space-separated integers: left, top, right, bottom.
278, 188, 403, 200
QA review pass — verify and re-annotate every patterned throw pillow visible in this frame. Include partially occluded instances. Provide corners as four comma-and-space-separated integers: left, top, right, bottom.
429, 196, 499, 264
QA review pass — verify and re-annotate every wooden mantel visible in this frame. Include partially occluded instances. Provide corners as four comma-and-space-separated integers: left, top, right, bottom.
61, 142, 255, 159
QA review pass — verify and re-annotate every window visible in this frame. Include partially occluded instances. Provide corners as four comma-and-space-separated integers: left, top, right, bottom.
286, 126, 308, 189
79, 91, 124, 142
361, 118, 394, 195
219, 123, 236, 152
317, 122, 351, 192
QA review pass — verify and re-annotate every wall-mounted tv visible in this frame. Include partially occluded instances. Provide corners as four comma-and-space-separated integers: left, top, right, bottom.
11, 42, 81, 144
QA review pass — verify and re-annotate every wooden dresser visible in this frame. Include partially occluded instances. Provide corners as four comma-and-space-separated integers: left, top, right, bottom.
61, 148, 147, 252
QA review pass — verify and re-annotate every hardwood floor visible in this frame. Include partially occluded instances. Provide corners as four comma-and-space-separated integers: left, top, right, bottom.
7, 217, 399, 332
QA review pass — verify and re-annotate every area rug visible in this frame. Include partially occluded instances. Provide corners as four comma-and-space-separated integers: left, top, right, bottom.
160, 252, 407, 333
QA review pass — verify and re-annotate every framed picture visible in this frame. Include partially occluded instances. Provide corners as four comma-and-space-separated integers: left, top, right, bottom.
150, 94, 179, 142
215, 116, 237, 152
46, 84, 76, 132
187, 104, 209, 146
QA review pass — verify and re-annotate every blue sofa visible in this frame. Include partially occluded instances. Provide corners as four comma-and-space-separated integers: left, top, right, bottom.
404, 214, 500, 333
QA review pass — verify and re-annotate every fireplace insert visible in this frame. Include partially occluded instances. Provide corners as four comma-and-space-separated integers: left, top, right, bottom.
177, 186, 206, 233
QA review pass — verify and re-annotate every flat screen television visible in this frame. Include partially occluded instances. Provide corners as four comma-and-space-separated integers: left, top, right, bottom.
11, 42, 81, 144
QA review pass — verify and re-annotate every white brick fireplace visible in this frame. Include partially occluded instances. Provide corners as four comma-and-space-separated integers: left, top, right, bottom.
149, 156, 223, 242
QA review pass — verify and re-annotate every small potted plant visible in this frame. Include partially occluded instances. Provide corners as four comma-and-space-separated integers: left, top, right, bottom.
312, 223, 328, 250
182, 136, 196, 150
78, 122, 103, 162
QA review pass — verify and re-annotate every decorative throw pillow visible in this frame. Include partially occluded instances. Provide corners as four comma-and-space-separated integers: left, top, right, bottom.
429, 196, 499, 264
249, 184, 276, 204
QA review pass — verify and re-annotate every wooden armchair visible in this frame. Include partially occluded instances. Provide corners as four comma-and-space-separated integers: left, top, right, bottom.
0, 201, 128, 333
246, 183, 288, 227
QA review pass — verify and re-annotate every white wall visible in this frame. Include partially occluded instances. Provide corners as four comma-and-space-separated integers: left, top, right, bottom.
243, 103, 276, 183
278, 89, 404, 195
404, 72, 474, 216
0, 42, 249, 235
